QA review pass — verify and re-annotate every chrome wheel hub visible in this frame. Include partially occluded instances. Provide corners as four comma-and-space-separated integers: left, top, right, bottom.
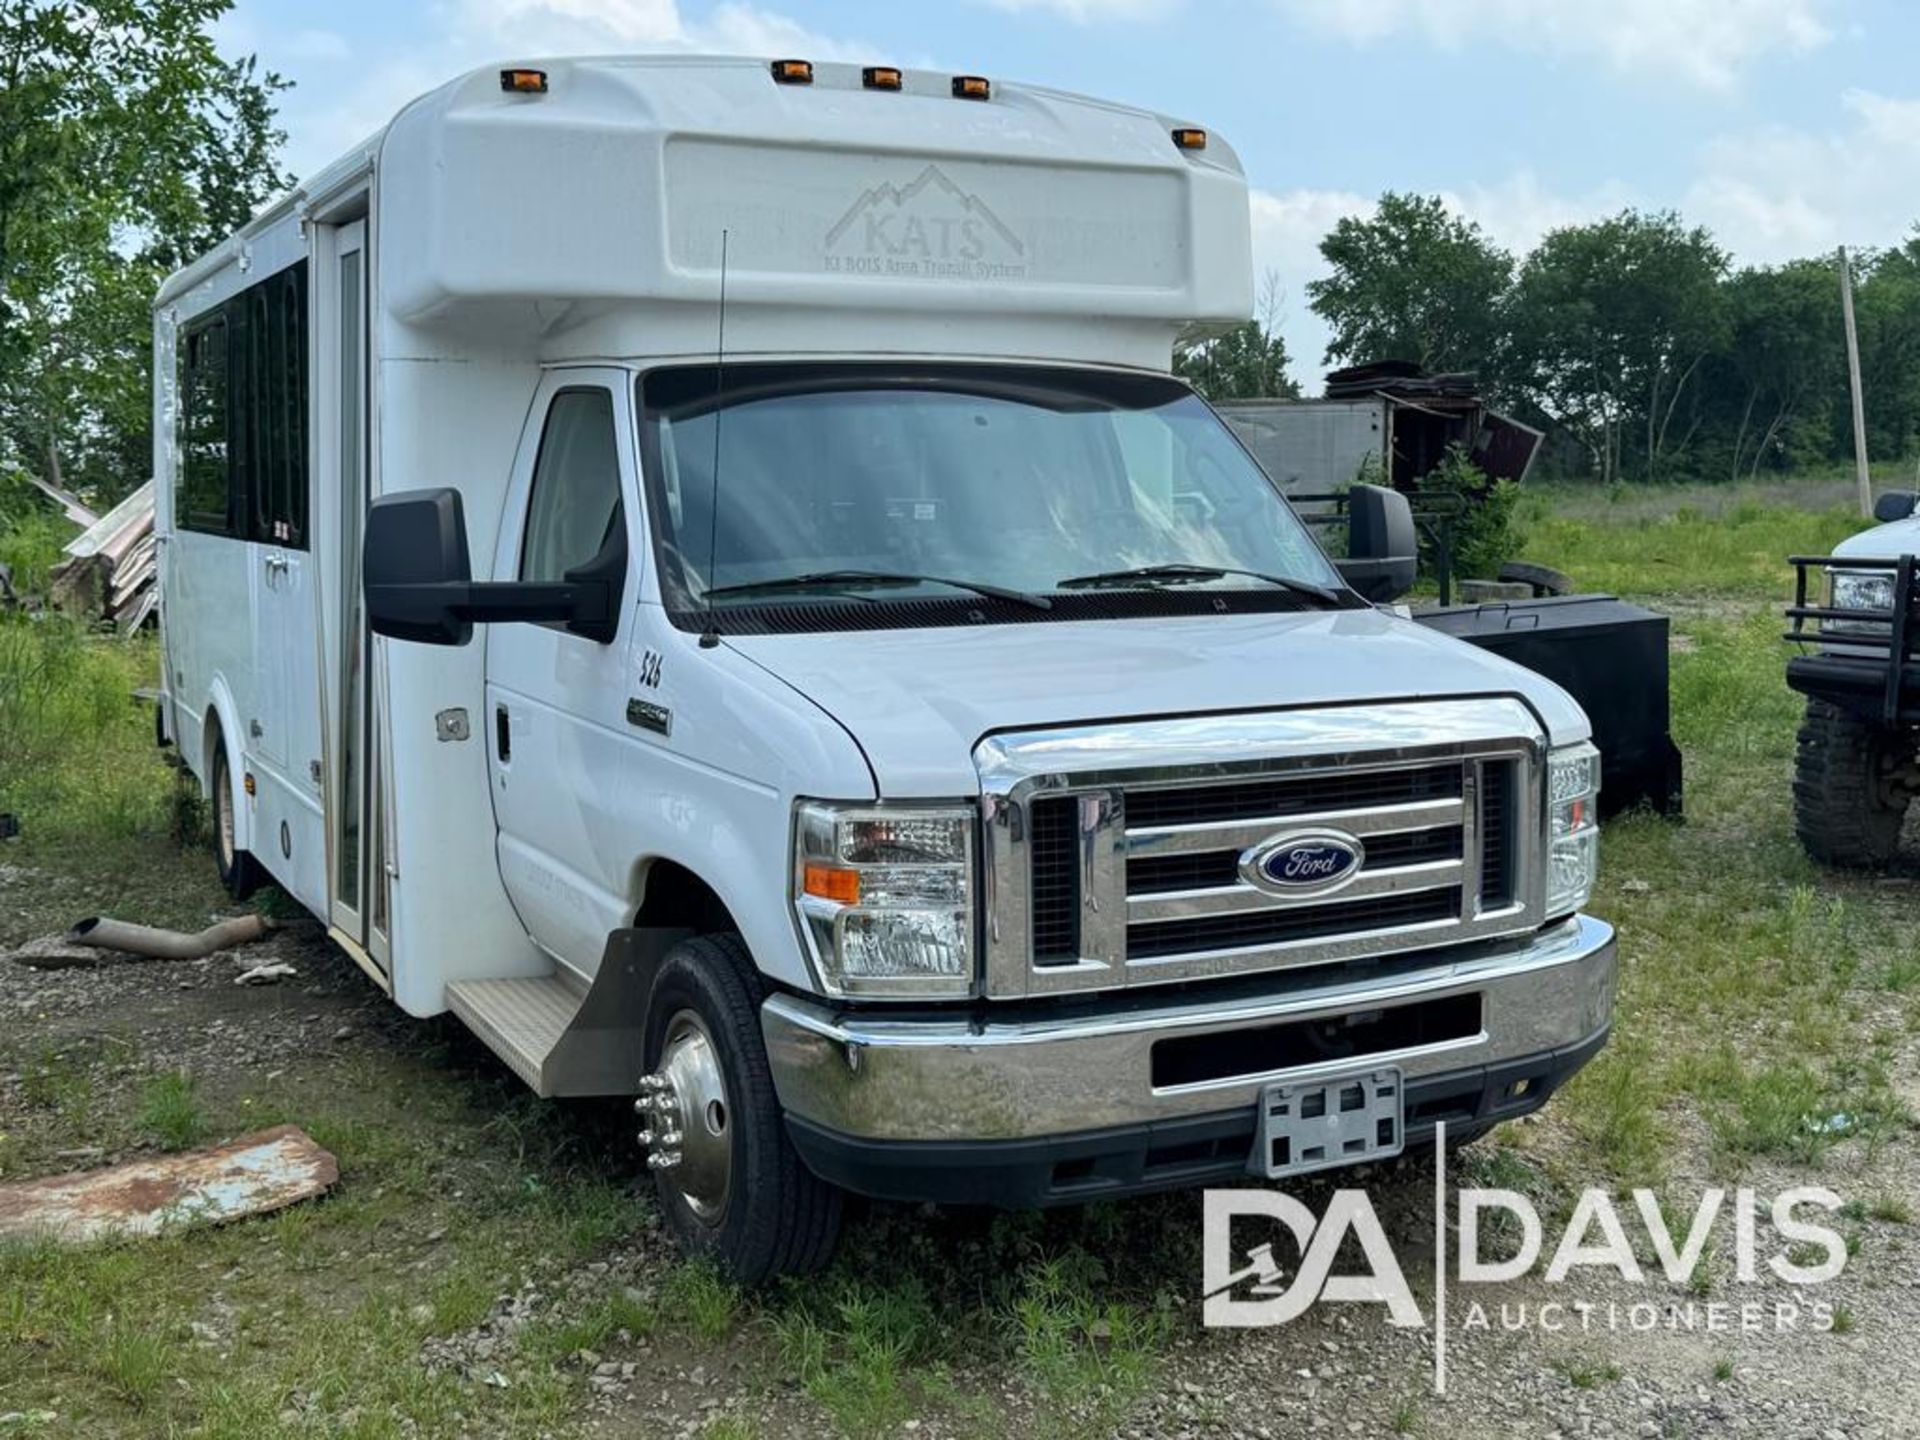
635, 1010, 731, 1223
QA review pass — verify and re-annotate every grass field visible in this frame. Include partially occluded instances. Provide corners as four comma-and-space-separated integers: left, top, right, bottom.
1, 482, 1916, 1437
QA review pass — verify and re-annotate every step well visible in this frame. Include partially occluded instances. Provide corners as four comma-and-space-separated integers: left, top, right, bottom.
446, 973, 586, 1094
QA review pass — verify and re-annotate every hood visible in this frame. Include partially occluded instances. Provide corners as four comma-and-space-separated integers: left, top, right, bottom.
1834, 516, 1920, 560
725, 608, 1591, 796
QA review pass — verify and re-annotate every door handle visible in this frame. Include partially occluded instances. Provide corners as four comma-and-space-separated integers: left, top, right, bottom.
264, 554, 290, 582
495, 704, 511, 763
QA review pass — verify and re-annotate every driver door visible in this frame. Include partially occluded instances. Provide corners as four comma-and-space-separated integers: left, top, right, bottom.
486, 371, 642, 977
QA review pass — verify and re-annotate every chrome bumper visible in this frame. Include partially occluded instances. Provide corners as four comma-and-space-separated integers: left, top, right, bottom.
761, 914, 1616, 1142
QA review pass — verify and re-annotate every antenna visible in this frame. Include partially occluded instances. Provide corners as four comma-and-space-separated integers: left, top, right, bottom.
698, 228, 730, 649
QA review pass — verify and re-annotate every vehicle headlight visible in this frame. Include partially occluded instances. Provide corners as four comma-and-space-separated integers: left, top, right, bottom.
1545, 742, 1600, 920
793, 803, 976, 998
1826, 569, 1894, 635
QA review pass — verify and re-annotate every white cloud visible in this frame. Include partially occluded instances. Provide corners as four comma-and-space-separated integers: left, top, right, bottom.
1273, 0, 1832, 90
979, 0, 1172, 19
1685, 88, 1920, 261
255, 0, 872, 179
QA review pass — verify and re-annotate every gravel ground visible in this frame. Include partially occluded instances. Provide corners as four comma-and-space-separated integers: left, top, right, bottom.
3, 856, 1916, 1438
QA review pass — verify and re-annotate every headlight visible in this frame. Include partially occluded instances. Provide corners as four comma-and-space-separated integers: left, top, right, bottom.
1545, 742, 1600, 920
1826, 569, 1894, 636
793, 803, 976, 998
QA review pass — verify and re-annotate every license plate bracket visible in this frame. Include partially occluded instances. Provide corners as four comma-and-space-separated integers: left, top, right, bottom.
1250, 1067, 1405, 1179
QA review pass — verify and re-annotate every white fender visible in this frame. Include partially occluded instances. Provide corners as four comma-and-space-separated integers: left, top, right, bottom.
202, 675, 253, 857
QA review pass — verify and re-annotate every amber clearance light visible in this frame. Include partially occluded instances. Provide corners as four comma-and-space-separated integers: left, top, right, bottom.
771, 58, 814, 85
803, 864, 862, 905
500, 68, 548, 94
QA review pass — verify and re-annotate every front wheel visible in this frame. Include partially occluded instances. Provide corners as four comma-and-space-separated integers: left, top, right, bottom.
1792, 698, 1917, 868
636, 933, 841, 1285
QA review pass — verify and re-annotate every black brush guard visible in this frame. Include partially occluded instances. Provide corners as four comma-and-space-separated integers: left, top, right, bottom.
1785, 553, 1920, 725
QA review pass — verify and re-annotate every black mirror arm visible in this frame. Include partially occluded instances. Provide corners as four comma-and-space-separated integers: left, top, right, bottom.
365, 579, 613, 640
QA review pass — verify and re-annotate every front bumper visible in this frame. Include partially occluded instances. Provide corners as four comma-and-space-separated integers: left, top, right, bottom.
1786, 651, 1920, 724
761, 914, 1615, 1188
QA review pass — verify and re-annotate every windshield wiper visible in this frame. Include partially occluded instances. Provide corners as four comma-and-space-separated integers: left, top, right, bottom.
702, 569, 1052, 610
1054, 563, 1343, 605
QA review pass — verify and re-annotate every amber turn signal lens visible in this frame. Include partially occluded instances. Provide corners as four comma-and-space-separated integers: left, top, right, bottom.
771, 58, 814, 84
803, 864, 862, 905
863, 65, 903, 91
1171, 127, 1207, 151
500, 68, 548, 94
951, 74, 990, 100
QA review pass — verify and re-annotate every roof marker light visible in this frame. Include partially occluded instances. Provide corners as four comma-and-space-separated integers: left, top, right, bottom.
863, 65, 904, 91
771, 58, 814, 85
951, 74, 990, 100
1172, 127, 1207, 151
500, 68, 548, 94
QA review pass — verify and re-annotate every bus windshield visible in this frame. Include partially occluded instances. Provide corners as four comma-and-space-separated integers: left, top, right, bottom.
637, 362, 1344, 618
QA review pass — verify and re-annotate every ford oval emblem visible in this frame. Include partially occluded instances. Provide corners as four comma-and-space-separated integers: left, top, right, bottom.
1241, 830, 1366, 898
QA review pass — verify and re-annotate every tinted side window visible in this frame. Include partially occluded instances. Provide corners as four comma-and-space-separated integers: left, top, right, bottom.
172, 260, 309, 545
521, 390, 623, 582
179, 318, 233, 535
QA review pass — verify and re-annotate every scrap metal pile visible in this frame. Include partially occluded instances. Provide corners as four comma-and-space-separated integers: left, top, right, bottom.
21, 476, 158, 632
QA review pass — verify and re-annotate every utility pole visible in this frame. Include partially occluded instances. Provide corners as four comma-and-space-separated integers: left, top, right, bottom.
1839, 245, 1872, 518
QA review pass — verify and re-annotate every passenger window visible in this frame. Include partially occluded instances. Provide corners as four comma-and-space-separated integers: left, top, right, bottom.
179, 318, 233, 535
521, 389, 623, 583
173, 261, 309, 545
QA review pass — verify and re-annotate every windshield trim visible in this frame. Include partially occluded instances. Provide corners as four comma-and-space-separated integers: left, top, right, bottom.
634, 360, 1359, 635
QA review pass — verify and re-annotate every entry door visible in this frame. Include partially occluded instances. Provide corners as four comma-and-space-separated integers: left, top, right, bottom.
325, 221, 389, 965
485, 372, 641, 975
250, 271, 305, 775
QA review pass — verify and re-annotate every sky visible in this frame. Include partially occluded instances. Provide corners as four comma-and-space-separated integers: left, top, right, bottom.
214, 0, 1920, 389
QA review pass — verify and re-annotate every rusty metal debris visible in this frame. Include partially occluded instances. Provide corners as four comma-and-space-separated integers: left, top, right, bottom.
0, 1125, 338, 1243
44, 479, 156, 633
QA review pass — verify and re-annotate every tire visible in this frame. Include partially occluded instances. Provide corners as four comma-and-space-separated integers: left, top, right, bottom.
1497, 561, 1574, 597
1792, 697, 1916, 868
639, 934, 842, 1285
209, 741, 264, 900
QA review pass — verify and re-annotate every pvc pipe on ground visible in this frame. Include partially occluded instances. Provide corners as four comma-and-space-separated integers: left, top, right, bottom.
67, 914, 270, 961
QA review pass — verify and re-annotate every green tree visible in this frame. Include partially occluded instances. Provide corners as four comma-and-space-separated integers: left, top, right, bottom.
1849, 236, 1920, 463
0, 0, 289, 507
1306, 192, 1514, 376
1710, 260, 1845, 481
1504, 210, 1729, 483
1176, 270, 1300, 400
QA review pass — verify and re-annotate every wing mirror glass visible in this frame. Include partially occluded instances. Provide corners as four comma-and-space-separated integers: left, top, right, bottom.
364, 487, 618, 646
1873, 491, 1917, 524
1335, 483, 1418, 603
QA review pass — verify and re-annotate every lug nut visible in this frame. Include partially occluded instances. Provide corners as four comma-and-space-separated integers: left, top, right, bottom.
637, 1128, 655, 1147
647, 1151, 682, 1170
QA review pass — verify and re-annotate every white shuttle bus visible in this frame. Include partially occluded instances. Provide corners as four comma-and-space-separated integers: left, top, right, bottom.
155, 55, 1616, 1282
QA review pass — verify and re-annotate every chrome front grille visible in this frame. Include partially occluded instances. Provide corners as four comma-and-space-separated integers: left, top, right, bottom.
977, 701, 1546, 999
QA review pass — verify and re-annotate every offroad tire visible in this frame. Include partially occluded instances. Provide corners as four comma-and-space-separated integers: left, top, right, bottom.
640, 933, 842, 1285
209, 741, 264, 900
1792, 698, 1916, 868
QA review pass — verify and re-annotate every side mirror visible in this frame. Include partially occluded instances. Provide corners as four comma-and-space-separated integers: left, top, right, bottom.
1874, 491, 1917, 524
1336, 483, 1418, 603
365, 488, 617, 646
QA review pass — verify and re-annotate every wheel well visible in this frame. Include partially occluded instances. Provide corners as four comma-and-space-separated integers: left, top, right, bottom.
202, 707, 226, 795
634, 859, 737, 934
